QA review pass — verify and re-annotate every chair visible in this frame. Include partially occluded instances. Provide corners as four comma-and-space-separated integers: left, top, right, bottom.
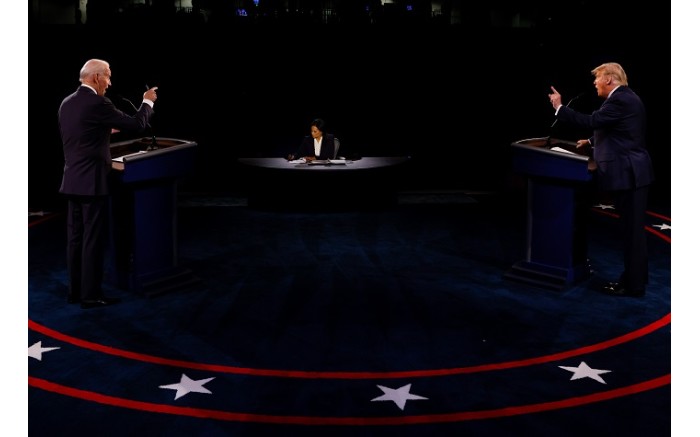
333, 137, 340, 159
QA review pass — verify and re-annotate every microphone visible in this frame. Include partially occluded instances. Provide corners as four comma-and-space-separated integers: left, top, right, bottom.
550, 92, 584, 128
115, 94, 138, 113
546, 92, 584, 148
114, 92, 158, 151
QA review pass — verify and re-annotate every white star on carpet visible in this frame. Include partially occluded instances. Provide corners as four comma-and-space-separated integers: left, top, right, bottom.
653, 223, 671, 231
28, 341, 60, 361
159, 374, 215, 400
559, 361, 611, 384
371, 383, 428, 410
594, 204, 615, 210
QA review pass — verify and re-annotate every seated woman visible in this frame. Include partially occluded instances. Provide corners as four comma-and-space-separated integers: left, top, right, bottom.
287, 118, 336, 161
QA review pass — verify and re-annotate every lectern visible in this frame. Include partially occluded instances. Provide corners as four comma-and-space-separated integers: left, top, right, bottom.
506, 137, 595, 290
107, 137, 198, 295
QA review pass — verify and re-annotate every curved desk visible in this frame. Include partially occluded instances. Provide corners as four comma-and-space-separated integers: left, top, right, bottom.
237, 157, 410, 209
238, 157, 409, 171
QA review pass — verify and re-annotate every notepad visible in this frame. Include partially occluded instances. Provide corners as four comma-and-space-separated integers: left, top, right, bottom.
550, 146, 576, 155
307, 159, 346, 165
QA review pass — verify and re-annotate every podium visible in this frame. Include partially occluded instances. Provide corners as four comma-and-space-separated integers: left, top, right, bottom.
107, 137, 199, 295
505, 137, 595, 290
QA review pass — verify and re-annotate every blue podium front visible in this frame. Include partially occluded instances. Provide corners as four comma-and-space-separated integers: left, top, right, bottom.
107, 137, 198, 295
506, 137, 595, 290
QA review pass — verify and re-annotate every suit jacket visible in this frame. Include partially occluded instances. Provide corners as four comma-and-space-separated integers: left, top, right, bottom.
58, 86, 154, 196
557, 86, 654, 191
294, 134, 336, 160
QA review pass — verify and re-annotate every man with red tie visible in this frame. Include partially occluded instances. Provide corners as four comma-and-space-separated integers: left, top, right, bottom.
548, 62, 654, 297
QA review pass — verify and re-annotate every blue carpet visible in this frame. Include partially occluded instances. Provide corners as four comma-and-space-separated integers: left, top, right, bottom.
28, 193, 670, 436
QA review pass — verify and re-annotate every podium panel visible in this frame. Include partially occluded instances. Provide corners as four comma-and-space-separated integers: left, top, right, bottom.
107, 137, 199, 295
506, 137, 594, 290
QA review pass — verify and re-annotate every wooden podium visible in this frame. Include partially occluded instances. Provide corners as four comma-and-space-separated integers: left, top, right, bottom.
107, 137, 199, 295
505, 137, 595, 290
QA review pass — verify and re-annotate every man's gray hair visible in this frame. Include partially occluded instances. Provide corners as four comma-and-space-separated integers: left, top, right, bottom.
79, 59, 109, 83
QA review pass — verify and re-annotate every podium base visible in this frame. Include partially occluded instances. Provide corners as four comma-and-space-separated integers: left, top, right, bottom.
139, 268, 201, 297
504, 260, 591, 291
107, 267, 201, 297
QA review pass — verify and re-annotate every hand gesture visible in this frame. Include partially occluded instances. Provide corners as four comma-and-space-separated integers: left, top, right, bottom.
548, 86, 562, 110
144, 86, 158, 103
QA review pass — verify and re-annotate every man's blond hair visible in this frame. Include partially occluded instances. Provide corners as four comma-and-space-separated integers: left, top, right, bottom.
591, 62, 628, 86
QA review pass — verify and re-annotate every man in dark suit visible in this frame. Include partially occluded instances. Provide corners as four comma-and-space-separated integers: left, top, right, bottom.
58, 59, 158, 308
287, 118, 336, 161
548, 62, 654, 297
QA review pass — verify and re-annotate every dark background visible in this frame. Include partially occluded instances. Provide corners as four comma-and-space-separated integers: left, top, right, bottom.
30, 1, 669, 210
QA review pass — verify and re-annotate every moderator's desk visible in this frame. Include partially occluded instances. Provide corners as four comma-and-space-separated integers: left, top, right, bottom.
238, 157, 410, 209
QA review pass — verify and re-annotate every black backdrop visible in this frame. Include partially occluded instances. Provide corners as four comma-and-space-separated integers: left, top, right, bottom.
30, 12, 669, 209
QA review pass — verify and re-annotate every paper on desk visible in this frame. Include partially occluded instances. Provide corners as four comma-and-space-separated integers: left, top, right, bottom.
550, 146, 576, 155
